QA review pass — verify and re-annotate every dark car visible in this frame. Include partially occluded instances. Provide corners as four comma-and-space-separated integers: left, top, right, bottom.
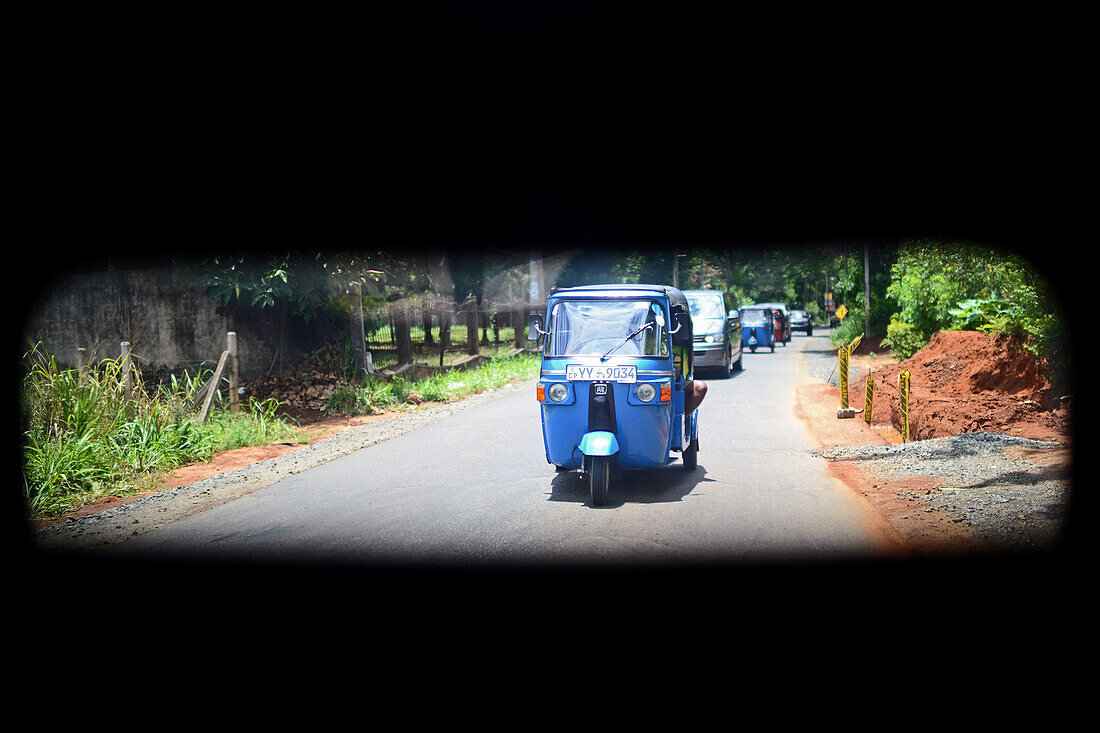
788, 309, 813, 336
684, 289, 742, 376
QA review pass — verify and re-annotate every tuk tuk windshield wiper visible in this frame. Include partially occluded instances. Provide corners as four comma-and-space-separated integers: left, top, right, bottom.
601, 321, 653, 361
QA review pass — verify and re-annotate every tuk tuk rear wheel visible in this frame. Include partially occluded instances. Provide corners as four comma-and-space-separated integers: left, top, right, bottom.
589, 456, 611, 506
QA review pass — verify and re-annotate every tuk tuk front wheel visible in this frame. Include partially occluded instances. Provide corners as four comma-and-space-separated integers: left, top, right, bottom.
683, 437, 698, 471
683, 413, 698, 471
589, 455, 611, 506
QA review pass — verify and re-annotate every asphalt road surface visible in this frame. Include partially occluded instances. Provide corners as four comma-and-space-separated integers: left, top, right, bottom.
99, 332, 895, 570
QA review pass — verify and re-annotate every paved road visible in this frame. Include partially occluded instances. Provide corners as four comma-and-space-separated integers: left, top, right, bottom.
108, 332, 889, 568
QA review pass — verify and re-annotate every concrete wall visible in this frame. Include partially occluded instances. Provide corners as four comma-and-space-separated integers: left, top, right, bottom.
24, 268, 275, 382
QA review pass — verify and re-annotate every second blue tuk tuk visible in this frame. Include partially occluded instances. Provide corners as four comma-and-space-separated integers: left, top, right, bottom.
739, 306, 775, 353
528, 284, 700, 506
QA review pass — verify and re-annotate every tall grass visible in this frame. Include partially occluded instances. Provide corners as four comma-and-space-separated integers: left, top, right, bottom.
21, 344, 302, 518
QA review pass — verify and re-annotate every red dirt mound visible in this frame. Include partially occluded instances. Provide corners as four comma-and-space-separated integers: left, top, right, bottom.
850, 331, 1071, 442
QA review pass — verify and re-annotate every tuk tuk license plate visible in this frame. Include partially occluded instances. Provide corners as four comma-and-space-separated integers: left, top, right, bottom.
565, 364, 637, 383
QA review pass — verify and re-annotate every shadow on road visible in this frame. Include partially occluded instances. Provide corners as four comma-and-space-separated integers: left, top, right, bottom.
548, 463, 710, 508
697, 366, 748, 380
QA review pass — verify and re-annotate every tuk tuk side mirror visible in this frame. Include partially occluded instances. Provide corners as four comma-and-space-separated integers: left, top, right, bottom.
669, 304, 692, 344
527, 313, 545, 342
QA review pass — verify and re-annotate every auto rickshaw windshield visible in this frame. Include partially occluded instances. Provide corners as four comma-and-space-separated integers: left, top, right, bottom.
686, 293, 725, 319
545, 299, 669, 357
740, 308, 771, 327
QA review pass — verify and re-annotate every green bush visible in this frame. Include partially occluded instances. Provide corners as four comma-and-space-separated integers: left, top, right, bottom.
881, 241, 1067, 381
881, 319, 927, 360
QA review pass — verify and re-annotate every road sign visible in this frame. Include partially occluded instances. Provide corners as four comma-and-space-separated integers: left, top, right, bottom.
835, 304, 848, 319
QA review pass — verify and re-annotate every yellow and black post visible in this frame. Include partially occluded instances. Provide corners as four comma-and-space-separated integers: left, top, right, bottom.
864, 369, 875, 426
838, 344, 849, 409
899, 370, 911, 442
836, 335, 863, 419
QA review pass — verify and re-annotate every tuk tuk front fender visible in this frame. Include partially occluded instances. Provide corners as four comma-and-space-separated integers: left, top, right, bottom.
578, 431, 620, 457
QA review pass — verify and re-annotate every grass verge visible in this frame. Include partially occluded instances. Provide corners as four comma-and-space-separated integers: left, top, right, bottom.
324, 351, 539, 416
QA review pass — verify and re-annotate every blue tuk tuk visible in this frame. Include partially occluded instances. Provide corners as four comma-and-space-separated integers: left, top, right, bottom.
528, 284, 699, 506
739, 306, 775, 353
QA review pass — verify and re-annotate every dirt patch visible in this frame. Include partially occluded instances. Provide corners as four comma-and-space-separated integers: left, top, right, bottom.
849, 331, 1070, 442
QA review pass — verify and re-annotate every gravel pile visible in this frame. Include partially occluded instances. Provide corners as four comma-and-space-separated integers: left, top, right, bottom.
813, 432, 1072, 551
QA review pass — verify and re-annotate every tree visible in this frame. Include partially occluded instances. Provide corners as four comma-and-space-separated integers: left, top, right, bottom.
197, 254, 335, 373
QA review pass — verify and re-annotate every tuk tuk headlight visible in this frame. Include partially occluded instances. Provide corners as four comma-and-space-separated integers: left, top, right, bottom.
547, 382, 569, 403
635, 383, 657, 403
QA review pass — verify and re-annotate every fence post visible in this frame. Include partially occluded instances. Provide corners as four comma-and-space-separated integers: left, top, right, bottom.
228, 331, 239, 413
465, 297, 479, 356
198, 350, 229, 423
76, 347, 86, 383
120, 341, 132, 399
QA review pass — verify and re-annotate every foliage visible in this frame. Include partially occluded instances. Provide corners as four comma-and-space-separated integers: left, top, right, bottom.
21, 343, 302, 518
881, 319, 927, 360
199, 254, 332, 320
882, 241, 1065, 379
203, 397, 301, 451
885, 242, 1030, 337
948, 296, 1029, 336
